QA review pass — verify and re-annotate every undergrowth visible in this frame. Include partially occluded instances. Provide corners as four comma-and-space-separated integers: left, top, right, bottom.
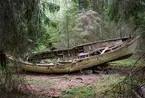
110, 58, 145, 67
62, 86, 94, 98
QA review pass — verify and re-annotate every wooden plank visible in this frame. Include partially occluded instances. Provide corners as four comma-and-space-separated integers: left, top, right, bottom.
101, 47, 109, 54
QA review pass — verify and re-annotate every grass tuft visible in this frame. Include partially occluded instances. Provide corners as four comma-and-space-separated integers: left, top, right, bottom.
93, 74, 125, 98
62, 86, 94, 98
109, 59, 145, 67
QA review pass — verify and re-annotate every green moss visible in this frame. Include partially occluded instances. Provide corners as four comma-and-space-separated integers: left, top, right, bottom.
62, 86, 94, 98
109, 59, 144, 67
26, 77, 54, 91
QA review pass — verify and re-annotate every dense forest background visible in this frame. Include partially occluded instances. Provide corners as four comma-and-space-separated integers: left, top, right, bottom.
0, 0, 145, 98
0, 0, 144, 58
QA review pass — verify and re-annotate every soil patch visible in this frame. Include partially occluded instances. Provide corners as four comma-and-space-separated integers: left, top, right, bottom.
21, 72, 99, 97
18, 67, 130, 97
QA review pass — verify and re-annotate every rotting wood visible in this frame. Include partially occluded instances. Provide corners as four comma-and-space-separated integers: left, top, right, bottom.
101, 47, 109, 54
7, 36, 140, 73
28, 36, 137, 64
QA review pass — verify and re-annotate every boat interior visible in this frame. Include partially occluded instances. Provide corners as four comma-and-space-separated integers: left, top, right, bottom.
27, 37, 134, 65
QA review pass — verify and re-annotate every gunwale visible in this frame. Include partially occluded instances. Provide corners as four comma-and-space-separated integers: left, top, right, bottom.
29, 36, 130, 56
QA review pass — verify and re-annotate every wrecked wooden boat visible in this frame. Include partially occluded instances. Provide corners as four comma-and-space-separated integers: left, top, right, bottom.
8, 36, 140, 73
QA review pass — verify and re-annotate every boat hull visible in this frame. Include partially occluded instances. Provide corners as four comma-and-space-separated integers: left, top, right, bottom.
9, 36, 139, 73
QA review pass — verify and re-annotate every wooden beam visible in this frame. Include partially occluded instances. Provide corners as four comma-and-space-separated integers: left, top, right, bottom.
101, 47, 109, 54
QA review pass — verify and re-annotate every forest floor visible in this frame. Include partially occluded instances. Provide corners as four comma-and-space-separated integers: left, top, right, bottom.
23, 72, 99, 97
20, 70, 125, 98
16, 58, 144, 98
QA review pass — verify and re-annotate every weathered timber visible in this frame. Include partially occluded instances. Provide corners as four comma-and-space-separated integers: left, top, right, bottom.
8, 36, 140, 73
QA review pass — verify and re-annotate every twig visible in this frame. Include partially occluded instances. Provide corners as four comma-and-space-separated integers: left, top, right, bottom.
104, 53, 145, 97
